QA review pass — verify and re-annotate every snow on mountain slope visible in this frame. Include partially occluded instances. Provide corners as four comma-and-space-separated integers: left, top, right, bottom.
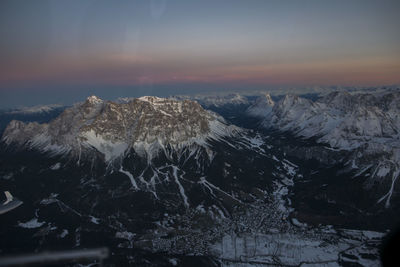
5, 104, 65, 115
262, 91, 400, 150
173, 93, 249, 108
1, 96, 240, 162
248, 90, 400, 207
247, 91, 400, 152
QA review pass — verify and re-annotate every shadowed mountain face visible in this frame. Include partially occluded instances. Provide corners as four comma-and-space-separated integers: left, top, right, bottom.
1, 93, 398, 266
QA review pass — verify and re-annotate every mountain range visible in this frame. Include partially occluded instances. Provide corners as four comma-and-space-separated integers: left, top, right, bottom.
1, 89, 399, 266
246, 91, 400, 208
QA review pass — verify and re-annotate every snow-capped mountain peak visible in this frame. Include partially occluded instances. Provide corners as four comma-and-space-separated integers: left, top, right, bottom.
258, 91, 400, 150
262, 93, 274, 106
2, 96, 240, 162
86, 95, 104, 105
137, 95, 165, 103
279, 94, 311, 108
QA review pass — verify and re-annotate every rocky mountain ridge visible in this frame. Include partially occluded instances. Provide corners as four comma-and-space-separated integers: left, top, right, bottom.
247, 90, 400, 207
4, 104, 65, 115
172, 93, 250, 108
246, 93, 274, 117
2, 96, 239, 162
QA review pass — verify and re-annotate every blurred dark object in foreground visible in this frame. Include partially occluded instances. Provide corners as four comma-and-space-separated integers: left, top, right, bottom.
381, 226, 400, 267
0, 247, 108, 266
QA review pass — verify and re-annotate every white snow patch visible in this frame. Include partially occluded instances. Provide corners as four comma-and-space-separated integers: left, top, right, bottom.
18, 218, 45, 229
119, 167, 139, 190
7, 104, 63, 115
82, 130, 128, 161
282, 160, 297, 177
168, 258, 178, 266
196, 205, 206, 214
199, 177, 242, 204
376, 165, 391, 177
291, 218, 308, 228
50, 163, 61, 170
59, 229, 69, 238
40, 193, 59, 205
172, 166, 189, 208
377, 168, 400, 208
89, 216, 100, 225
